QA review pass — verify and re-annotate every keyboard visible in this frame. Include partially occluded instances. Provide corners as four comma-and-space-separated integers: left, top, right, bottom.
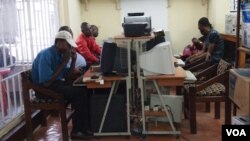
176, 59, 185, 67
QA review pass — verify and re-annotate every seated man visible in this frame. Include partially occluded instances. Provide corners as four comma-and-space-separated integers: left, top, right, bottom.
186, 17, 224, 65
90, 24, 99, 39
58, 26, 87, 78
76, 22, 101, 68
31, 31, 92, 140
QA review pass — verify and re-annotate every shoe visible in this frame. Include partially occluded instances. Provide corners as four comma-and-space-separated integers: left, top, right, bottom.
71, 131, 93, 140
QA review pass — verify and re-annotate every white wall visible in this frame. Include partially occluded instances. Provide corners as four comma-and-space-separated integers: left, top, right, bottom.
168, 0, 207, 53
120, 0, 168, 31
59, 0, 82, 40
208, 0, 231, 33
80, 0, 122, 45
60, 0, 231, 53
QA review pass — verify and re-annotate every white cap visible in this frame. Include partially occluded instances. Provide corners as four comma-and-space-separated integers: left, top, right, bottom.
55, 31, 77, 47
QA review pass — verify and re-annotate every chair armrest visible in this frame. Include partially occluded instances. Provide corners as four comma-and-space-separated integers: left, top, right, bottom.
188, 61, 210, 72
195, 71, 229, 92
21, 69, 64, 100
29, 83, 63, 99
183, 58, 205, 70
195, 64, 218, 79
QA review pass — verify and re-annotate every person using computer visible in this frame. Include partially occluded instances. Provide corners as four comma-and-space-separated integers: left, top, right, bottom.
58, 26, 87, 78
90, 24, 99, 39
76, 22, 101, 68
181, 37, 204, 61
185, 17, 224, 64
31, 31, 93, 140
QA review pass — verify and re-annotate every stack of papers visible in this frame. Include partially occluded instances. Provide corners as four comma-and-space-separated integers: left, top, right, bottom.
185, 70, 197, 81
176, 59, 185, 67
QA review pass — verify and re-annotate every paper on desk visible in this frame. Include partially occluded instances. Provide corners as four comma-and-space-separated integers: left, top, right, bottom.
176, 59, 185, 66
83, 77, 91, 82
82, 76, 104, 85
185, 71, 197, 81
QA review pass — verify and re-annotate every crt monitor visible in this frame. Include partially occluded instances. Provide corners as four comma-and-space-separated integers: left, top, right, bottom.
100, 40, 136, 76
100, 41, 117, 76
139, 41, 175, 76
113, 47, 136, 73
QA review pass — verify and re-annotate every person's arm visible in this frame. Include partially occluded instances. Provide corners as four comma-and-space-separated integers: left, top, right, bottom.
205, 43, 215, 61
76, 38, 99, 64
43, 51, 70, 87
205, 32, 220, 61
64, 48, 77, 81
186, 50, 206, 63
89, 37, 101, 55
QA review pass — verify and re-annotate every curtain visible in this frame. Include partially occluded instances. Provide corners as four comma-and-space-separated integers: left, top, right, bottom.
0, 0, 17, 68
0, 0, 18, 44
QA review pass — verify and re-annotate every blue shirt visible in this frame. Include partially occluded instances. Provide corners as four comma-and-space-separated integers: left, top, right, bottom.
204, 29, 224, 64
31, 45, 68, 85
66, 52, 86, 69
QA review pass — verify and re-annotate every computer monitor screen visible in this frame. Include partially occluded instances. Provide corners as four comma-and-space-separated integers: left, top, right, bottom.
100, 41, 136, 76
100, 41, 117, 76
139, 41, 175, 76
113, 47, 136, 73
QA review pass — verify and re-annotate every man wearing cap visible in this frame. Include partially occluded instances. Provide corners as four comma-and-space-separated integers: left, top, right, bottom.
58, 26, 87, 78
31, 31, 93, 139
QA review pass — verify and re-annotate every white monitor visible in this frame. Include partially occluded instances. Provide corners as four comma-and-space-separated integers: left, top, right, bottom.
139, 41, 175, 76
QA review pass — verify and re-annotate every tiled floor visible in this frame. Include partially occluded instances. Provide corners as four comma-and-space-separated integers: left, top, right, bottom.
33, 103, 231, 141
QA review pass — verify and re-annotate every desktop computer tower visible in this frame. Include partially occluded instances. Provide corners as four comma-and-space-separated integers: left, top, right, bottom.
90, 92, 127, 132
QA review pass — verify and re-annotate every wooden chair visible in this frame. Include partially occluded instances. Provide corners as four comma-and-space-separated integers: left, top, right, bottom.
183, 59, 213, 112
182, 56, 207, 70
183, 59, 232, 134
21, 69, 74, 141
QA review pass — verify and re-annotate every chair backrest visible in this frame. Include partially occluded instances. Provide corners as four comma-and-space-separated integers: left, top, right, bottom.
21, 69, 64, 100
21, 69, 33, 101
216, 59, 232, 75
21, 69, 32, 82
21, 69, 71, 141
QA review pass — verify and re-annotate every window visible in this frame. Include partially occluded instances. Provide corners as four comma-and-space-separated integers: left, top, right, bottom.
231, 0, 238, 12
0, 0, 60, 133
0, 0, 60, 68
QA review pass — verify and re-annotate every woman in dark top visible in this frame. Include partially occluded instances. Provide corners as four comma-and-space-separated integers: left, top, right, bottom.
186, 17, 224, 64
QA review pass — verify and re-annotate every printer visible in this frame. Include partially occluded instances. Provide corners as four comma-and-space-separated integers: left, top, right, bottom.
123, 12, 151, 37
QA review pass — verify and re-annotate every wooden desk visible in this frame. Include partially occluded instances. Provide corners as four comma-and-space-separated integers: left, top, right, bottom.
238, 47, 250, 68
220, 33, 237, 42
114, 33, 154, 41
82, 70, 125, 89
145, 67, 186, 87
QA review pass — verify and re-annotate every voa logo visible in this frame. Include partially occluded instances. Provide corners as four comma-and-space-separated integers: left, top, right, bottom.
226, 129, 247, 136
